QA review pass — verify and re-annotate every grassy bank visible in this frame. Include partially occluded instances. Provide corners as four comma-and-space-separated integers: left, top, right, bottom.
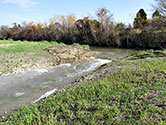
1, 51, 166, 124
0, 40, 88, 75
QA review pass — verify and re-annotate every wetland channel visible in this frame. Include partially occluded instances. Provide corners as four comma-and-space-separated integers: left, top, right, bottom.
0, 47, 137, 115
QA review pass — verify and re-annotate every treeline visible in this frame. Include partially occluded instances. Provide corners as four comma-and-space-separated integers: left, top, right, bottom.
0, 8, 166, 49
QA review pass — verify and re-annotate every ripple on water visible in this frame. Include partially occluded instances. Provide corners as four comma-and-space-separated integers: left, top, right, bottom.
14, 92, 25, 97
33, 88, 57, 103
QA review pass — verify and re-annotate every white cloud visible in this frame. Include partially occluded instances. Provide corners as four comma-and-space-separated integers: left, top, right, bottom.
4, 0, 39, 8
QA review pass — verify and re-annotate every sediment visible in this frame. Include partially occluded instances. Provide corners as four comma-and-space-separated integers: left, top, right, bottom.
44, 45, 95, 65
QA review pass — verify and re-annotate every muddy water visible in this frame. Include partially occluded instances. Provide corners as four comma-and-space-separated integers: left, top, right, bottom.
91, 47, 137, 60
0, 48, 137, 115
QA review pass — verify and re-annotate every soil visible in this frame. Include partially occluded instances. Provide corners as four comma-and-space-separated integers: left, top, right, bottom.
44, 45, 95, 65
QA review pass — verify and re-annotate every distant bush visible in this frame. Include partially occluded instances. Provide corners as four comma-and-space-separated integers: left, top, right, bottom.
0, 25, 10, 39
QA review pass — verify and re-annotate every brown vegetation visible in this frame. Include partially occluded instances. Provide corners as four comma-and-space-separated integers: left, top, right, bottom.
0, 8, 166, 49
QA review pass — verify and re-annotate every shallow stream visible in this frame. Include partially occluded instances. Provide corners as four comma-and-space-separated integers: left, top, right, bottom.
0, 47, 137, 115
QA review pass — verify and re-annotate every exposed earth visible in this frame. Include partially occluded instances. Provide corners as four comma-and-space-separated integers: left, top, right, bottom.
45, 45, 95, 65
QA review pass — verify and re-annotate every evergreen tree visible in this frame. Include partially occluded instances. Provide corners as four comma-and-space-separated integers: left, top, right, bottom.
152, 10, 161, 18
133, 9, 147, 28
137, 9, 147, 20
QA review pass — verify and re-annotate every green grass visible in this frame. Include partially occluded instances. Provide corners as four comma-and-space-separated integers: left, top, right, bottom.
0, 40, 16, 44
1, 52, 166, 124
72, 43, 89, 48
129, 50, 166, 60
0, 40, 88, 53
0, 40, 63, 53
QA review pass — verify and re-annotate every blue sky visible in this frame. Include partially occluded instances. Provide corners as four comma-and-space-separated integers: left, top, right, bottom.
0, 0, 155, 26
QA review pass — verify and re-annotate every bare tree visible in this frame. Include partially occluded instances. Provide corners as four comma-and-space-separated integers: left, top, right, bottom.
96, 8, 114, 31
154, 0, 166, 15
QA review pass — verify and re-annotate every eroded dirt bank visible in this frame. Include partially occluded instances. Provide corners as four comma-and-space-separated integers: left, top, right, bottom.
45, 45, 94, 65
